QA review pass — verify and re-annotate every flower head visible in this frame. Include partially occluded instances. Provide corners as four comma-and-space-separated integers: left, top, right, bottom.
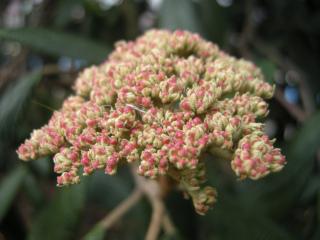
17, 29, 285, 215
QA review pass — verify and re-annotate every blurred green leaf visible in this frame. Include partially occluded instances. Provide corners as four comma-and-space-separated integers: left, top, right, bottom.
30, 156, 51, 177
87, 169, 133, 207
85, 168, 149, 240
204, 194, 295, 240
198, 0, 229, 45
0, 71, 41, 138
22, 173, 44, 206
309, 189, 320, 240
300, 176, 320, 204
83, 224, 105, 240
27, 184, 86, 240
0, 28, 110, 63
84, 171, 137, 240
159, 0, 202, 33
0, 166, 27, 221
256, 59, 277, 83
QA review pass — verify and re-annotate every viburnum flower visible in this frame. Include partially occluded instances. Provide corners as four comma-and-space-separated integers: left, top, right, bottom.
17, 29, 286, 215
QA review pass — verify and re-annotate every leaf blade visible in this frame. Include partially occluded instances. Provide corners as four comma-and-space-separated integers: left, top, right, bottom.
0, 28, 110, 63
0, 166, 27, 221
0, 70, 41, 138
27, 184, 86, 240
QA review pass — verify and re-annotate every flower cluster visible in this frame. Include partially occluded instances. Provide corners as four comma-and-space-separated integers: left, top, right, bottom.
17, 29, 285, 215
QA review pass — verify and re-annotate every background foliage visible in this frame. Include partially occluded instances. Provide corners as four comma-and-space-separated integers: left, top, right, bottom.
0, 0, 320, 239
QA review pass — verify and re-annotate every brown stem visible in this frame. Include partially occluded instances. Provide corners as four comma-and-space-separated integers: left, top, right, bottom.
99, 188, 143, 229
130, 165, 176, 240
133, 173, 165, 240
145, 198, 165, 240
162, 212, 176, 236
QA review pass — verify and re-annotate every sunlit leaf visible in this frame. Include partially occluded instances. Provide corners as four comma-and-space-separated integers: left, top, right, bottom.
0, 166, 27, 221
0, 28, 110, 63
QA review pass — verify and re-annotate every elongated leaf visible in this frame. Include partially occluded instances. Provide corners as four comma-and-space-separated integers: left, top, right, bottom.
0, 71, 41, 138
0, 166, 27, 220
159, 0, 202, 33
28, 184, 86, 240
0, 28, 110, 63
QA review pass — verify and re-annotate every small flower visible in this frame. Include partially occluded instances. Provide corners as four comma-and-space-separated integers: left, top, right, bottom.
231, 132, 286, 180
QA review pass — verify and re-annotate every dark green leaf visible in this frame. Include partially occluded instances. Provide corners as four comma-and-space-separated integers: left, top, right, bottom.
204, 194, 295, 240
0, 166, 27, 221
30, 156, 51, 177
22, 173, 44, 206
0, 28, 110, 63
85, 168, 149, 240
0, 71, 41, 138
160, 232, 183, 240
299, 176, 320, 204
198, 0, 229, 45
87, 169, 132, 208
27, 184, 86, 240
256, 59, 277, 83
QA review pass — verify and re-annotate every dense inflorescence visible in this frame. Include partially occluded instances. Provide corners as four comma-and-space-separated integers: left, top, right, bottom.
17, 29, 286, 215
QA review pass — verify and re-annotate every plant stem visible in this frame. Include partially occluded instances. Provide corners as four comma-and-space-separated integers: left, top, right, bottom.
100, 188, 143, 229
145, 198, 165, 240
